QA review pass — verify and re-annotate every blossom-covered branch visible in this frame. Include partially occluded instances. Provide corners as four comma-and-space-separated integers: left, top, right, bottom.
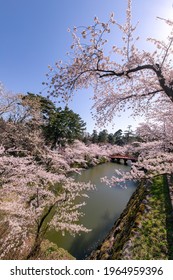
45, 0, 173, 126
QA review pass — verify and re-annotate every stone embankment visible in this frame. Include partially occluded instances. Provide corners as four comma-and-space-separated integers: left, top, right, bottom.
88, 175, 173, 260
88, 181, 149, 260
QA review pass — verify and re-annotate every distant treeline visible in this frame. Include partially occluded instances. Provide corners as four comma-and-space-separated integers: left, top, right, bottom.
83, 126, 138, 146
0, 92, 138, 149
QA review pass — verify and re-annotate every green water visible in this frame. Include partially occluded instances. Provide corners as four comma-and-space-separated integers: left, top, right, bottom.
46, 162, 137, 259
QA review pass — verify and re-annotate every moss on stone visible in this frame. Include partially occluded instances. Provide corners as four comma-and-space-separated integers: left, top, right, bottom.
35, 239, 75, 260
88, 176, 173, 260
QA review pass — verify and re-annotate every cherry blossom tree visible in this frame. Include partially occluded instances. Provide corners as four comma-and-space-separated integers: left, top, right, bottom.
0, 86, 96, 259
136, 97, 173, 150
0, 146, 94, 259
63, 140, 109, 168
0, 84, 43, 125
0, 83, 21, 118
43, 0, 173, 185
45, 0, 173, 127
0, 85, 45, 154
102, 99, 173, 186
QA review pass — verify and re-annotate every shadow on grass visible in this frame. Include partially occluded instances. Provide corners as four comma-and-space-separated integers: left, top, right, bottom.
163, 175, 173, 260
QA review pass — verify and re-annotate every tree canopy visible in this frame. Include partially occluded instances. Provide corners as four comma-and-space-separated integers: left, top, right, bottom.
1, 0, 173, 260
45, 0, 173, 127
0, 88, 93, 259
43, 105, 86, 148
22, 93, 86, 148
44, 0, 173, 183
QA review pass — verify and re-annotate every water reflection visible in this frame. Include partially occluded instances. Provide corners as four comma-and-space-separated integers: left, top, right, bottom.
46, 162, 137, 259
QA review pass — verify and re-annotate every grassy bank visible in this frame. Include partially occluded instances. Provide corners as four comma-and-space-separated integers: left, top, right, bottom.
89, 175, 173, 260
129, 176, 173, 259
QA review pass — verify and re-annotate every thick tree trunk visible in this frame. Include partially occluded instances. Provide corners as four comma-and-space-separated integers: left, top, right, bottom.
26, 205, 54, 259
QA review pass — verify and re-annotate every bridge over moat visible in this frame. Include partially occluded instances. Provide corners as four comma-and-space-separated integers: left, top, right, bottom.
110, 154, 137, 165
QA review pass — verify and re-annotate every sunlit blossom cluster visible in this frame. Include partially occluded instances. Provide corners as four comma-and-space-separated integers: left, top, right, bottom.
1, 88, 118, 259
102, 98, 173, 186
2, 0, 173, 259
0, 89, 100, 259
45, 0, 173, 128
0, 144, 96, 259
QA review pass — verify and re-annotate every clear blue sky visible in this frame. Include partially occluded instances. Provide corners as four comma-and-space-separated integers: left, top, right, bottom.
0, 0, 172, 133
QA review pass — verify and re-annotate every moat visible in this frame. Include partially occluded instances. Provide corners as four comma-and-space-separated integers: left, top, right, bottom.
46, 162, 137, 259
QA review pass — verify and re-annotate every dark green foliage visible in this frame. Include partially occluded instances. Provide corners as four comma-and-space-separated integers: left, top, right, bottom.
23, 93, 86, 148
108, 133, 115, 144
98, 129, 108, 143
114, 129, 124, 145
43, 106, 86, 148
24, 92, 57, 121
91, 130, 98, 143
